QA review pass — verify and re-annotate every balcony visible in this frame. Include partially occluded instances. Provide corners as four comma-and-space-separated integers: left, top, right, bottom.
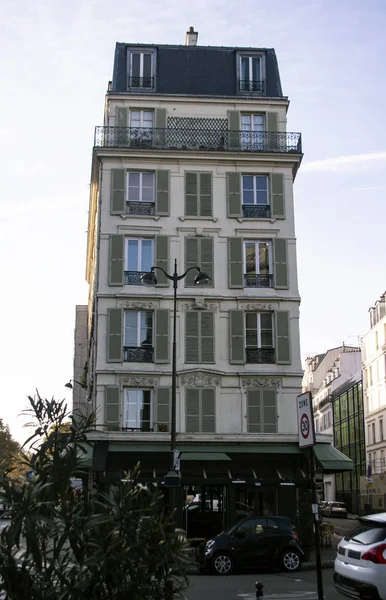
123, 346, 154, 362
124, 271, 144, 285
242, 205, 270, 218
126, 201, 155, 216
94, 127, 302, 154
239, 80, 264, 93
244, 274, 273, 288
128, 76, 154, 89
246, 347, 275, 364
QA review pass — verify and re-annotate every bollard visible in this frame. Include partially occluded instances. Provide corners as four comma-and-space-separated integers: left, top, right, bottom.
255, 581, 264, 599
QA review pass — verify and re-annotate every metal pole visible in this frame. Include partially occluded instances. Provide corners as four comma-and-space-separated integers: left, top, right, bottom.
309, 446, 324, 600
170, 258, 178, 468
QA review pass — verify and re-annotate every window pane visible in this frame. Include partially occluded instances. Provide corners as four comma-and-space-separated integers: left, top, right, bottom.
143, 111, 154, 127
141, 172, 154, 202
241, 114, 252, 130
139, 390, 152, 430
124, 312, 137, 345
246, 331, 257, 347
255, 176, 267, 191
241, 57, 249, 81
141, 240, 153, 271
245, 243, 256, 274
128, 173, 140, 202
130, 111, 140, 127
243, 175, 254, 190
127, 240, 139, 271
140, 311, 153, 346
252, 57, 261, 81
125, 390, 139, 428
258, 243, 270, 275
131, 54, 140, 78
143, 54, 152, 78
243, 190, 254, 204
253, 115, 264, 131
256, 190, 268, 205
245, 313, 257, 329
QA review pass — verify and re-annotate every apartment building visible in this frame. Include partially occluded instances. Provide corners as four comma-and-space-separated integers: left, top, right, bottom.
78, 28, 345, 530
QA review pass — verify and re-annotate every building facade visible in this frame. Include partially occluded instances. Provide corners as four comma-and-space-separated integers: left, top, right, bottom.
78, 29, 348, 532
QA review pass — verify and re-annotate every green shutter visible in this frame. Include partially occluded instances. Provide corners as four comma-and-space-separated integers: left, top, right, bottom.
185, 172, 198, 216
228, 237, 243, 288
105, 386, 120, 430
227, 173, 241, 217
202, 388, 215, 433
275, 311, 290, 365
185, 237, 199, 287
117, 108, 127, 127
116, 108, 128, 146
247, 390, 261, 433
262, 389, 277, 433
267, 112, 278, 132
155, 108, 166, 129
185, 312, 199, 363
186, 388, 200, 433
273, 238, 288, 289
155, 387, 170, 432
155, 235, 169, 287
107, 308, 123, 362
154, 309, 169, 363
111, 169, 125, 214
200, 237, 214, 287
155, 170, 170, 216
109, 235, 124, 286
229, 310, 245, 364
199, 173, 212, 217
200, 312, 215, 363
271, 173, 285, 219
228, 110, 240, 149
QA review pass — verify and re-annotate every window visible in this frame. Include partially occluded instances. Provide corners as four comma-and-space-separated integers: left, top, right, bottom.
380, 418, 384, 441
125, 238, 153, 285
239, 56, 263, 92
241, 114, 265, 150
369, 365, 373, 386
242, 175, 269, 218
130, 110, 154, 147
372, 422, 376, 444
381, 450, 385, 469
126, 172, 155, 215
243, 241, 272, 288
245, 312, 274, 364
247, 389, 277, 433
123, 311, 153, 362
185, 311, 215, 363
123, 389, 153, 430
129, 51, 154, 88
186, 388, 215, 433
185, 172, 212, 217
375, 331, 379, 350
184, 236, 214, 287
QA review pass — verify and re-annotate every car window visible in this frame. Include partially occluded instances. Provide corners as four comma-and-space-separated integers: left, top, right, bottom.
237, 518, 266, 535
265, 518, 280, 529
344, 523, 386, 545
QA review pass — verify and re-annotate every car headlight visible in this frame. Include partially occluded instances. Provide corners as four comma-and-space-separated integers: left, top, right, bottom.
205, 540, 215, 550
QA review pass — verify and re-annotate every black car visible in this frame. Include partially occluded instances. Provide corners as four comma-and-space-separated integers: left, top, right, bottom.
197, 515, 303, 575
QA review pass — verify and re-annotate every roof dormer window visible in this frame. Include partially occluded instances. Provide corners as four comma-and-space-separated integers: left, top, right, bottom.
238, 53, 265, 93
127, 49, 156, 90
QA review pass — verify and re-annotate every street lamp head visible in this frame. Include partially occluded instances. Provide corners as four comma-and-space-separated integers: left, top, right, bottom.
65, 381, 73, 389
140, 270, 157, 286
194, 269, 211, 286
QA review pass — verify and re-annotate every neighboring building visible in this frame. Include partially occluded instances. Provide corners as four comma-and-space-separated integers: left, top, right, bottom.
78, 28, 351, 531
72, 305, 88, 414
361, 292, 386, 511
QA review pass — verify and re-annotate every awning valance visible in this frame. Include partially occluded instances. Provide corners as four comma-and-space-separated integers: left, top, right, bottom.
180, 452, 231, 461
314, 443, 354, 473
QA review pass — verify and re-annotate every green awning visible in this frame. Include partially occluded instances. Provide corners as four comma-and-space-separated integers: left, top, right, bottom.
314, 444, 354, 473
108, 442, 303, 454
180, 452, 231, 461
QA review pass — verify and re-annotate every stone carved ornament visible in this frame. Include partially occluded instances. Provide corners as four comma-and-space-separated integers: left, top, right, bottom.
241, 303, 275, 311
182, 300, 217, 311
241, 378, 282, 388
180, 373, 221, 387
118, 300, 156, 309
117, 376, 160, 388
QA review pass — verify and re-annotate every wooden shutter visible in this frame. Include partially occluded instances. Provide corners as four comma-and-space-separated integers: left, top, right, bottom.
262, 389, 277, 433
227, 172, 241, 217
105, 386, 120, 430
229, 310, 245, 364
154, 309, 169, 363
273, 238, 288, 289
199, 173, 212, 217
117, 107, 127, 127
116, 108, 128, 147
267, 112, 278, 132
185, 172, 198, 216
271, 173, 285, 219
201, 388, 215, 433
228, 110, 240, 149
247, 390, 261, 433
275, 311, 290, 364
155, 170, 169, 216
111, 169, 126, 214
228, 237, 244, 288
200, 312, 215, 363
107, 308, 123, 362
155, 108, 166, 129
155, 387, 170, 432
185, 311, 199, 363
200, 237, 214, 286
186, 388, 200, 433
185, 237, 199, 286
155, 235, 169, 287
109, 235, 124, 286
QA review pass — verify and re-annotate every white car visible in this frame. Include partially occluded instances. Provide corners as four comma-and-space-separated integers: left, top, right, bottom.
334, 512, 386, 599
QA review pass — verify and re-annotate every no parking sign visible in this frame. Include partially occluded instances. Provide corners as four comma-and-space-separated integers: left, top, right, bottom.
296, 391, 315, 448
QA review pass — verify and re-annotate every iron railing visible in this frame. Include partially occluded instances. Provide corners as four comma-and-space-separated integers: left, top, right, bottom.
121, 426, 154, 432
94, 127, 302, 154
129, 76, 154, 89
126, 201, 155, 216
242, 205, 270, 218
124, 271, 144, 285
246, 347, 275, 364
123, 346, 154, 362
239, 80, 264, 92
244, 274, 273, 288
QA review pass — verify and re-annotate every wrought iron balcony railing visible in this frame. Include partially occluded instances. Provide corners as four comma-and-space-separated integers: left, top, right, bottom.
124, 271, 144, 285
239, 80, 264, 92
129, 76, 154, 89
246, 347, 275, 364
123, 346, 154, 362
94, 127, 302, 154
126, 201, 155, 216
242, 205, 270, 218
121, 425, 154, 432
244, 274, 273, 288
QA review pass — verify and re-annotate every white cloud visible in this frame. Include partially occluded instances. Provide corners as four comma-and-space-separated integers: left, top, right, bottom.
302, 151, 386, 173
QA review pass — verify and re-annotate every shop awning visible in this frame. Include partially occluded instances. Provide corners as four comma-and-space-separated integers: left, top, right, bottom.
314, 444, 354, 473
180, 452, 231, 461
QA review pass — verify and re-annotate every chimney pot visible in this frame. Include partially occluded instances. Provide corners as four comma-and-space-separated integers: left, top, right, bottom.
185, 26, 198, 46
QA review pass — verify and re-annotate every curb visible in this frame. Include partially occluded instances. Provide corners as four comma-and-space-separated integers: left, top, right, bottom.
186, 559, 335, 576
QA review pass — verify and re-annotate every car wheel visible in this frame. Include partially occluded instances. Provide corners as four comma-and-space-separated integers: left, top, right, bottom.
211, 552, 234, 575
280, 549, 302, 572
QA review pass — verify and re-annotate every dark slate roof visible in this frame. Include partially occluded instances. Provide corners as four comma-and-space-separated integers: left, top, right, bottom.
112, 43, 283, 98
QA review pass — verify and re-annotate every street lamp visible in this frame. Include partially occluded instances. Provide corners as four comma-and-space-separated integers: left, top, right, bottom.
141, 259, 211, 486
65, 379, 87, 390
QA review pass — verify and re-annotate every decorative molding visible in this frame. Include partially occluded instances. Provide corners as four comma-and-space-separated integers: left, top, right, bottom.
242, 303, 277, 311
241, 378, 282, 389
182, 300, 217, 311
118, 300, 157, 309
117, 376, 160, 388
180, 372, 221, 387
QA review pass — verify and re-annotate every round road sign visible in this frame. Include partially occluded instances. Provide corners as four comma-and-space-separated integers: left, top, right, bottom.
300, 413, 310, 439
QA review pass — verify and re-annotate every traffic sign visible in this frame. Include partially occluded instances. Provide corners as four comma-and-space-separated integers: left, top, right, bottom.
297, 391, 315, 448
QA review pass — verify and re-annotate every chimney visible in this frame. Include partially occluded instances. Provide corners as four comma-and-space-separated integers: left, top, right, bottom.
185, 26, 198, 46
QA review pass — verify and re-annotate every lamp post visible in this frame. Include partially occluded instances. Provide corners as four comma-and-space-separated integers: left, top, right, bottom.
141, 258, 211, 486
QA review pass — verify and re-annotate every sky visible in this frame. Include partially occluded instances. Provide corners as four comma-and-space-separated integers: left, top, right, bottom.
1, 0, 385, 444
